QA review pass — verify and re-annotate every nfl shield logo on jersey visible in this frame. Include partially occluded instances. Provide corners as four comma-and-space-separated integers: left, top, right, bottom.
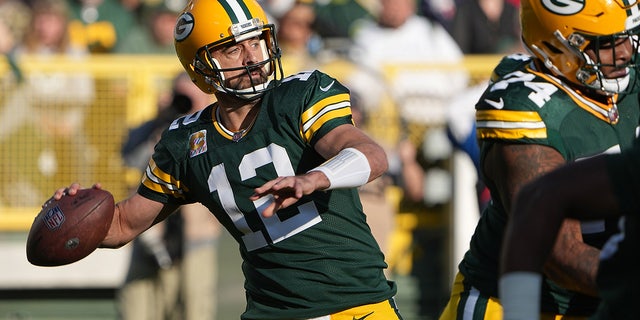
189, 130, 208, 158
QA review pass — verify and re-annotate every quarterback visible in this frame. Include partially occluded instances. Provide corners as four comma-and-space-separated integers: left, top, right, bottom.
51, 0, 402, 319
439, 0, 640, 318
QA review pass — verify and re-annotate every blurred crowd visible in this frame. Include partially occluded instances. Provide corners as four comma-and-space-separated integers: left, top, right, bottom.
0, 0, 523, 61
0, 0, 524, 319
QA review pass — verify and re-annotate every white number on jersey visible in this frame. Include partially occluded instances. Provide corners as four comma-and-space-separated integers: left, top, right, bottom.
490, 71, 558, 108
207, 143, 322, 251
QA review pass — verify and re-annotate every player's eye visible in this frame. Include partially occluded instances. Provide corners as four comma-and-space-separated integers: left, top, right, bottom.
248, 39, 261, 48
224, 46, 240, 55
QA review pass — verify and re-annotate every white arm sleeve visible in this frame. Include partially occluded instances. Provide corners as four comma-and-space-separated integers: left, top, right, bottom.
308, 147, 371, 190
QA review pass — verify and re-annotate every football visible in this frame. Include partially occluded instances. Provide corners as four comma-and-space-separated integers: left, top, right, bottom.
26, 188, 115, 266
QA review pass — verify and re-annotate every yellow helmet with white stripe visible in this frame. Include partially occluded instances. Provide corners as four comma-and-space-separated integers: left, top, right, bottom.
174, 0, 283, 99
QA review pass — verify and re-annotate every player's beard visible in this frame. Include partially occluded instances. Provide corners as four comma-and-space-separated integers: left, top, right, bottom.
224, 66, 269, 91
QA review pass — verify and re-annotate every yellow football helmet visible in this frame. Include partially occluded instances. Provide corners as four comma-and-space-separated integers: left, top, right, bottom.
521, 0, 640, 94
174, 0, 283, 99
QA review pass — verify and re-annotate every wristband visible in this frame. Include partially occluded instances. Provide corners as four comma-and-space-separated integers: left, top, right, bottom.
499, 272, 542, 320
308, 148, 371, 190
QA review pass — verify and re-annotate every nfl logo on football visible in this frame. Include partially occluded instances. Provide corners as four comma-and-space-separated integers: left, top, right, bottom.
44, 206, 65, 230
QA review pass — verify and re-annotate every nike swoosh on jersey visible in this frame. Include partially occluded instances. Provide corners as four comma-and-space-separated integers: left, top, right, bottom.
320, 80, 335, 92
353, 311, 374, 320
484, 98, 504, 109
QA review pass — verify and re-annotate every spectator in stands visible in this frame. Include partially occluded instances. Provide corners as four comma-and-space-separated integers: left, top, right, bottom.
419, 0, 458, 32
0, 0, 96, 206
118, 72, 221, 320
349, 0, 468, 121
349, 0, 469, 317
312, 0, 376, 46
449, 0, 522, 54
67, 0, 136, 53
18, 0, 86, 56
275, 1, 320, 74
115, 2, 180, 54
0, 0, 31, 83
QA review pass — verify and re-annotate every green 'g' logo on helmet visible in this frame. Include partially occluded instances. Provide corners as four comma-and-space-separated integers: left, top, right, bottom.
541, 0, 585, 15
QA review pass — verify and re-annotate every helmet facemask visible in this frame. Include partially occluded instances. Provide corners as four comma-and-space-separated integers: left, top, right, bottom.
572, 30, 640, 95
192, 19, 283, 100
521, 0, 640, 96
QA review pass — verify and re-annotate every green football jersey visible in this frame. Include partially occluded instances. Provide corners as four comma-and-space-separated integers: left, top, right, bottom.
463, 54, 640, 315
137, 70, 396, 319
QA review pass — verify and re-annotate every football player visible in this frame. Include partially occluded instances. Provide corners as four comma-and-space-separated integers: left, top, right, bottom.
439, 0, 640, 319
500, 143, 640, 320
52, 0, 402, 319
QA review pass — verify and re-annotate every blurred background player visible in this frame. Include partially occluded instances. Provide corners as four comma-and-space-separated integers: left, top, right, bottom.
440, 0, 640, 319
118, 72, 220, 320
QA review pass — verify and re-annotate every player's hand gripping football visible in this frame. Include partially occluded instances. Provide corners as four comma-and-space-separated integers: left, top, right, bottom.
51, 182, 102, 200
250, 171, 330, 218
27, 182, 114, 266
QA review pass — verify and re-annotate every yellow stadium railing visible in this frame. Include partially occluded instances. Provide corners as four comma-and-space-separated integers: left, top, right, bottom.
0, 54, 183, 230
